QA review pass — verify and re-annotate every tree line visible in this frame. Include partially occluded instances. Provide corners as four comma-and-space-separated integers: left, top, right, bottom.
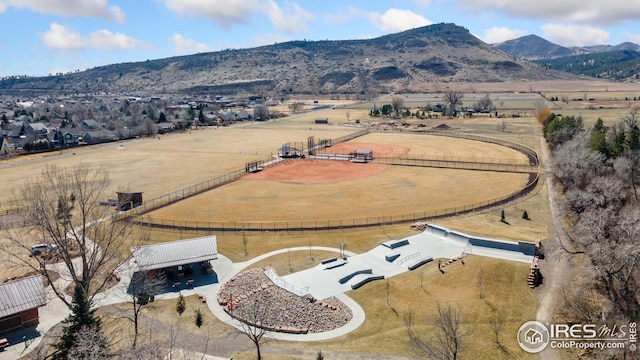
542, 106, 640, 324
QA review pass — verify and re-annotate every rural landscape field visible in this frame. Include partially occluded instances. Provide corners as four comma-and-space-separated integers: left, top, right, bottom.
1, 5, 639, 359
2, 80, 640, 359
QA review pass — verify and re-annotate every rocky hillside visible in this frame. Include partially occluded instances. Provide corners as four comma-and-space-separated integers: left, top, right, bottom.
0, 23, 574, 96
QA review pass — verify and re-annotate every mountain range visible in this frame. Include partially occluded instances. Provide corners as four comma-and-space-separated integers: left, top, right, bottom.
493, 34, 640, 60
493, 35, 640, 81
0, 23, 576, 96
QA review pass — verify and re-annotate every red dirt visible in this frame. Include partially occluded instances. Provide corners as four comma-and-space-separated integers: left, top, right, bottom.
315, 142, 410, 158
245, 159, 388, 184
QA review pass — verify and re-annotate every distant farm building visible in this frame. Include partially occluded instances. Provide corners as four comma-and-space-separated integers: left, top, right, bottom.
0, 275, 47, 335
117, 191, 143, 210
314, 118, 329, 124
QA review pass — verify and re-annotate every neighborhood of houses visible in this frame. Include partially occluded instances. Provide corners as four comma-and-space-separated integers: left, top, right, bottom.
0, 93, 278, 157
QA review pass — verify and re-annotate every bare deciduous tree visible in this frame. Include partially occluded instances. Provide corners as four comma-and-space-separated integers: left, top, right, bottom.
444, 91, 463, 117
391, 97, 404, 117
473, 94, 495, 113
405, 302, 466, 360
5, 164, 136, 306
253, 105, 269, 121
621, 104, 640, 129
123, 269, 167, 348
239, 298, 268, 360
288, 102, 304, 113
67, 325, 111, 359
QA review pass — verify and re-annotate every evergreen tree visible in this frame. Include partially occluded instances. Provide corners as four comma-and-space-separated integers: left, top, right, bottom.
588, 118, 609, 156
53, 284, 106, 360
626, 125, 640, 151
158, 112, 167, 123
198, 109, 205, 125
176, 294, 186, 316
195, 308, 203, 328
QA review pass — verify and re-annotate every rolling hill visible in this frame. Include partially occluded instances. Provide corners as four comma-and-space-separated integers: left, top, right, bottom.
0, 23, 576, 96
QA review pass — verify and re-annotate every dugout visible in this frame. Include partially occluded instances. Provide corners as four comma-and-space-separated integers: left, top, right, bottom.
351, 149, 373, 162
278, 144, 303, 158
117, 191, 143, 210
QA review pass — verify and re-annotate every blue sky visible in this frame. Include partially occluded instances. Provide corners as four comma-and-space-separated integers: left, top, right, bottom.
1, 0, 639, 77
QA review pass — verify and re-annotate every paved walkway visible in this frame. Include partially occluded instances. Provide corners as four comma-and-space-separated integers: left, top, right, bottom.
0, 226, 534, 359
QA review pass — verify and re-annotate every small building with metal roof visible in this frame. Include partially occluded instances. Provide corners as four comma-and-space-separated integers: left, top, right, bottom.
130, 236, 218, 272
0, 275, 47, 335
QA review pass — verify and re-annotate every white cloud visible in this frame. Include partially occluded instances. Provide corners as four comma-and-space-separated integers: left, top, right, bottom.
40, 23, 150, 51
482, 26, 528, 44
169, 34, 212, 55
89, 29, 148, 50
0, 0, 125, 23
413, 0, 431, 7
541, 24, 610, 47
162, 0, 259, 29
39, 23, 86, 50
263, 0, 313, 33
369, 8, 432, 32
324, 6, 364, 25
624, 32, 640, 45
454, 0, 640, 26
163, 0, 312, 34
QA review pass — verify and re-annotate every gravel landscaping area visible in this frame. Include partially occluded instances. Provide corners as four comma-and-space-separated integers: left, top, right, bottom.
217, 267, 352, 333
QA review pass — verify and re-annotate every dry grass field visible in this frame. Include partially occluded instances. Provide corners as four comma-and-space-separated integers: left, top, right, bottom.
149, 164, 529, 223
12, 87, 640, 359
0, 119, 357, 207
95, 252, 536, 360
146, 132, 531, 226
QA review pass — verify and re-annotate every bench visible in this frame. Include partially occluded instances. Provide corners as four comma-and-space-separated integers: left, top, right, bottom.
172, 281, 181, 289
186, 279, 194, 286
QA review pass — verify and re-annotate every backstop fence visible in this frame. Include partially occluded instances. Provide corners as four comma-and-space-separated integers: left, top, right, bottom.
134, 172, 539, 233
130, 127, 541, 232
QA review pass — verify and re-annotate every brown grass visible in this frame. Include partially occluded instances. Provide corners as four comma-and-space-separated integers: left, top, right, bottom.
148, 165, 529, 223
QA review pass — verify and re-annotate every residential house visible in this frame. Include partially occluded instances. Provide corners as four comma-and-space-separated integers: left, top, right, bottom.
51, 129, 80, 147
14, 115, 33, 123
217, 112, 237, 126
0, 275, 47, 335
237, 110, 253, 121
83, 129, 117, 144
81, 119, 101, 130
23, 123, 49, 139
156, 122, 176, 134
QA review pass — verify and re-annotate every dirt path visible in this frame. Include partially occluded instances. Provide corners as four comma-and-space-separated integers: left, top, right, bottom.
535, 137, 573, 359
93, 306, 415, 360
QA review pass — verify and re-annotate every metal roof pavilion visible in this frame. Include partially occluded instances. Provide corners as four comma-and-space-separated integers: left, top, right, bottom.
0, 275, 47, 318
131, 236, 218, 272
